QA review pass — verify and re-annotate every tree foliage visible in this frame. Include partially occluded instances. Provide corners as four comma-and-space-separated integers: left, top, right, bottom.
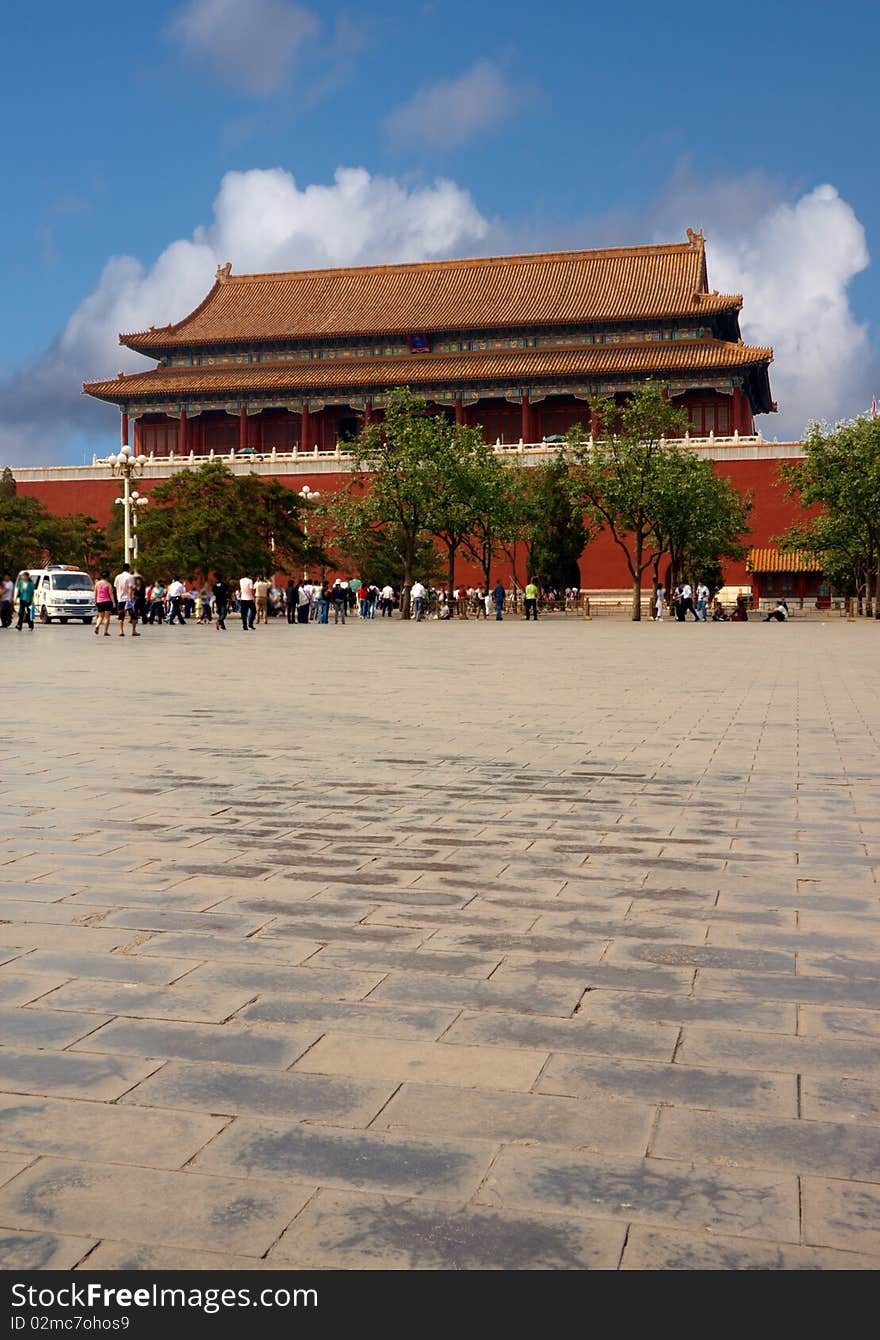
568, 384, 688, 619
649, 450, 752, 596
779, 415, 880, 615
132, 461, 306, 580
524, 453, 589, 591
344, 389, 504, 614
0, 468, 108, 577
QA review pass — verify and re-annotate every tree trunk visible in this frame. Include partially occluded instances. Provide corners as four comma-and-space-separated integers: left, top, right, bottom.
631, 533, 643, 621
876, 557, 880, 618
401, 551, 414, 619
865, 566, 874, 619
446, 543, 456, 610
651, 553, 661, 620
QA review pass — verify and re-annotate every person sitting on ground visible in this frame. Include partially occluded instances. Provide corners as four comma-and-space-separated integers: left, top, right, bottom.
763, 598, 789, 622
730, 594, 750, 622
712, 600, 729, 622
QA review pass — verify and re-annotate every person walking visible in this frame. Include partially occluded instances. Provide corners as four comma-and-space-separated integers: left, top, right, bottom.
147, 580, 166, 624
410, 580, 426, 622
238, 575, 255, 630
679, 581, 698, 621
315, 581, 329, 624
0, 573, 13, 628
254, 576, 270, 625
212, 575, 230, 631
492, 579, 506, 621
114, 563, 139, 637
286, 581, 297, 624
524, 579, 539, 622
331, 580, 348, 624
380, 584, 394, 617
696, 582, 710, 621
15, 571, 36, 631
165, 577, 186, 626
655, 585, 665, 621
132, 575, 148, 629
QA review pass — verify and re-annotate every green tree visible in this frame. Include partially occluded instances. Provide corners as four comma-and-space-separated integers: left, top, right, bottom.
568, 384, 688, 620
236, 474, 309, 575
425, 428, 506, 598
780, 414, 880, 617
0, 469, 106, 577
649, 450, 752, 601
132, 461, 306, 580
525, 452, 589, 593
348, 389, 466, 616
329, 479, 443, 591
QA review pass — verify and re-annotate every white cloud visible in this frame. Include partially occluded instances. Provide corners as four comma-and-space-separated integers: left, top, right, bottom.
648, 173, 874, 439
386, 60, 520, 151
0, 167, 489, 464
704, 187, 871, 439
168, 0, 319, 95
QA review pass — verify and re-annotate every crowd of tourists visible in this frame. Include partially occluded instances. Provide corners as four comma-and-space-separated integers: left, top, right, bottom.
93, 567, 549, 634
2, 566, 789, 633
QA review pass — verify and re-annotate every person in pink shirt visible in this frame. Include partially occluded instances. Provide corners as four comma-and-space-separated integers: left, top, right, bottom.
93, 571, 114, 637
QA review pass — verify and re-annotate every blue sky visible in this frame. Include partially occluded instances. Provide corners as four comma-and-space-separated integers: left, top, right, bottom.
2, 0, 879, 462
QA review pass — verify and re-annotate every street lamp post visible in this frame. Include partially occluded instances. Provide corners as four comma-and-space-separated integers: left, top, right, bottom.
298, 485, 320, 582
108, 445, 149, 567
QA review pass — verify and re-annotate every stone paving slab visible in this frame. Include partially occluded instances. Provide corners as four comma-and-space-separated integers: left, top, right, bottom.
192, 1118, 495, 1199
0, 1092, 229, 1169
0, 1158, 314, 1257
477, 1146, 800, 1241
268, 1189, 626, 1269
70, 1017, 321, 1068
0, 1229, 97, 1270
0, 621, 878, 1269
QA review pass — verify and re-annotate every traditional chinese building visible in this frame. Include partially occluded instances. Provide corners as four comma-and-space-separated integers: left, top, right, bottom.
82, 229, 775, 455
11, 231, 804, 592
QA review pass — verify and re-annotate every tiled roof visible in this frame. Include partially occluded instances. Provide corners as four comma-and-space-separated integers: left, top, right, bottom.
84, 338, 773, 402
120, 236, 743, 351
747, 548, 823, 573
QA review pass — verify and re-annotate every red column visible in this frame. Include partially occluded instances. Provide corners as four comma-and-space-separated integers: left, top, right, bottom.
364, 399, 372, 425
455, 395, 464, 426
732, 387, 743, 434
121, 412, 129, 447
590, 405, 601, 438
178, 410, 188, 454
521, 396, 530, 443
301, 403, 310, 450
256, 414, 264, 452
239, 405, 248, 452
133, 419, 141, 454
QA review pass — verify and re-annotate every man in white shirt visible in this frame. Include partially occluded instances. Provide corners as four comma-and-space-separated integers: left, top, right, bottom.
380, 584, 394, 618
696, 582, 710, 621
410, 581, 426, 622
114, 564, 139, 637
679, 581, 697, 621
238, 575, 255, 630
165, 576, 186, 625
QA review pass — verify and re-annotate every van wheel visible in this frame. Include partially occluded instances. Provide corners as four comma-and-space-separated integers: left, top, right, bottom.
40, 607, 51, 624
82, 617, 93, 625
60, 617, 69, 624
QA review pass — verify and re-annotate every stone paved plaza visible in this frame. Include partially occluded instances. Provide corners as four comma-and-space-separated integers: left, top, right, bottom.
0, 615, 878, 1270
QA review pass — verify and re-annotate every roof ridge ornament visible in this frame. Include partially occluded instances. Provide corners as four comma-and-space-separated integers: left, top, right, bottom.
686, 227, 705, 246
215, 262, 232, 284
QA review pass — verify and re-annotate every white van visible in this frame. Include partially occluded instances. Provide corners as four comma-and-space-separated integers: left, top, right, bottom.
16, 566, 96, 624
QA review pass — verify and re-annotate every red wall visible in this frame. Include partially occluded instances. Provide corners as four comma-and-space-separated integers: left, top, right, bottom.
16, 456, 808, 590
